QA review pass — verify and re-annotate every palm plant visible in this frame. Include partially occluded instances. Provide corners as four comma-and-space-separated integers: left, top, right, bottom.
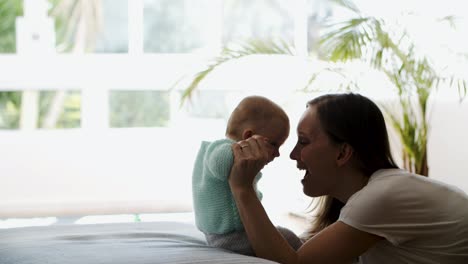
180, 2, 467, 176
317, 9, 466, 176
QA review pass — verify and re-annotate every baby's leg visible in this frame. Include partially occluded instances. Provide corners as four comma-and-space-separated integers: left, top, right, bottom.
276, 226, 303, 250
205, 227, 302, 256
205, 231, 255, 256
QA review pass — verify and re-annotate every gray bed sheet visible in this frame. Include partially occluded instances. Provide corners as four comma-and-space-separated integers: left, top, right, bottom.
0, 221, 278, 264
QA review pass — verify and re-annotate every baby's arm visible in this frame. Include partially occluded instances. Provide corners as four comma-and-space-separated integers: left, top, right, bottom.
205, 142, 234, 182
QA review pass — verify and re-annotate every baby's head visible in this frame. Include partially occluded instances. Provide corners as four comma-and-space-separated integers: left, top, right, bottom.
226, 96, 290, 161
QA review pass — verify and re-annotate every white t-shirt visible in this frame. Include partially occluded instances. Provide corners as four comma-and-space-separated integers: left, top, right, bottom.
339, 169, 468, 264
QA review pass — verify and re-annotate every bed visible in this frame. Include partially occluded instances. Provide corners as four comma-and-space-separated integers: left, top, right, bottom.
0, 221, 278, 264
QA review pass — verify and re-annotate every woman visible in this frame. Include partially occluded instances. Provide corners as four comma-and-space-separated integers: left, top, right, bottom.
229, 93, 468, 264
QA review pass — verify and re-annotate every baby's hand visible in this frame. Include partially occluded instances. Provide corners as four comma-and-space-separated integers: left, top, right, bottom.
229, 135, 273, 191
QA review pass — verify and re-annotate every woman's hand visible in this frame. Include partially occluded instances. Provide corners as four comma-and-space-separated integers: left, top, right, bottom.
229, 135, 274, 192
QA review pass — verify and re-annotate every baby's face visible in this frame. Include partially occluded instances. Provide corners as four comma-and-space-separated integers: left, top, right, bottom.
256, 121, 289, 163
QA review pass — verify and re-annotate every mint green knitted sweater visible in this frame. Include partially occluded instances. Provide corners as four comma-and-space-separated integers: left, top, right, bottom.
192, 138, 263, 234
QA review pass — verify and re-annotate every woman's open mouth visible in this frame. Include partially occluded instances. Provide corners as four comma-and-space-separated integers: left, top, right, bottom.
300, 169, 309, 184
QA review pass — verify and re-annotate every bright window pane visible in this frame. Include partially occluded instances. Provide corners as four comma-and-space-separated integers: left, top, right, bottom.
109, 90, 170, 127
94, 0, 129, 53
38, 90, 81, 129
53, 0, 128, 53
0, 90, 81, 129
223, 0, 294, 44
143, 0, 214, 53
307, 0, 333, 53
0, 91, 21, 129
0, 0, 23, 53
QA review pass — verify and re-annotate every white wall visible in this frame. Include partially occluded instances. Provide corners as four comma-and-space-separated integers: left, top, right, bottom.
428, 98, 468, 190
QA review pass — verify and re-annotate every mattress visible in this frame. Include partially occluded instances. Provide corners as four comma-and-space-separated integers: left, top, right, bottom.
0, 221, 278, 264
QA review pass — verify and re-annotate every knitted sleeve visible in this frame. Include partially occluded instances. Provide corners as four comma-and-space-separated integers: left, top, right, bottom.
205, 141, 234, 182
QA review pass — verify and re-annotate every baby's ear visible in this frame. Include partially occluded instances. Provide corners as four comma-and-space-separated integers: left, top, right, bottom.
242, 129, 253, 140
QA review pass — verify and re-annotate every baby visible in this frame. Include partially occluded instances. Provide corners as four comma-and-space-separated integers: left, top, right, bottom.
192, 95, 302, 256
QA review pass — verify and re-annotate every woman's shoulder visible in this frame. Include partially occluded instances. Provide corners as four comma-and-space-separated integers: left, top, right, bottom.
346, 168, 468, 215
346, 169, 410, 204
367, 168, 412, 185
340, 169, 468, 248
367, 169, 467, 197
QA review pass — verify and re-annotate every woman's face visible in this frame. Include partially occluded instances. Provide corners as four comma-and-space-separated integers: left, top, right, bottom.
290, 106, 340, 197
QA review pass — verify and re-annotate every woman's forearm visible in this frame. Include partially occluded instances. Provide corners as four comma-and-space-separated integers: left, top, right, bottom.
232, 187, 299, 264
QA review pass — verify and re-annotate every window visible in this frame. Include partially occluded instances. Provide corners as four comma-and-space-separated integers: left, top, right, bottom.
109, 90, 170, 127
144, 0, 216, 53
0, 90, 80, 129
38, 90, 81, 129
94, 0, 129, 53
0, 91, 21, 129
223, 0, 294, 44
0, 0, 23, 53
